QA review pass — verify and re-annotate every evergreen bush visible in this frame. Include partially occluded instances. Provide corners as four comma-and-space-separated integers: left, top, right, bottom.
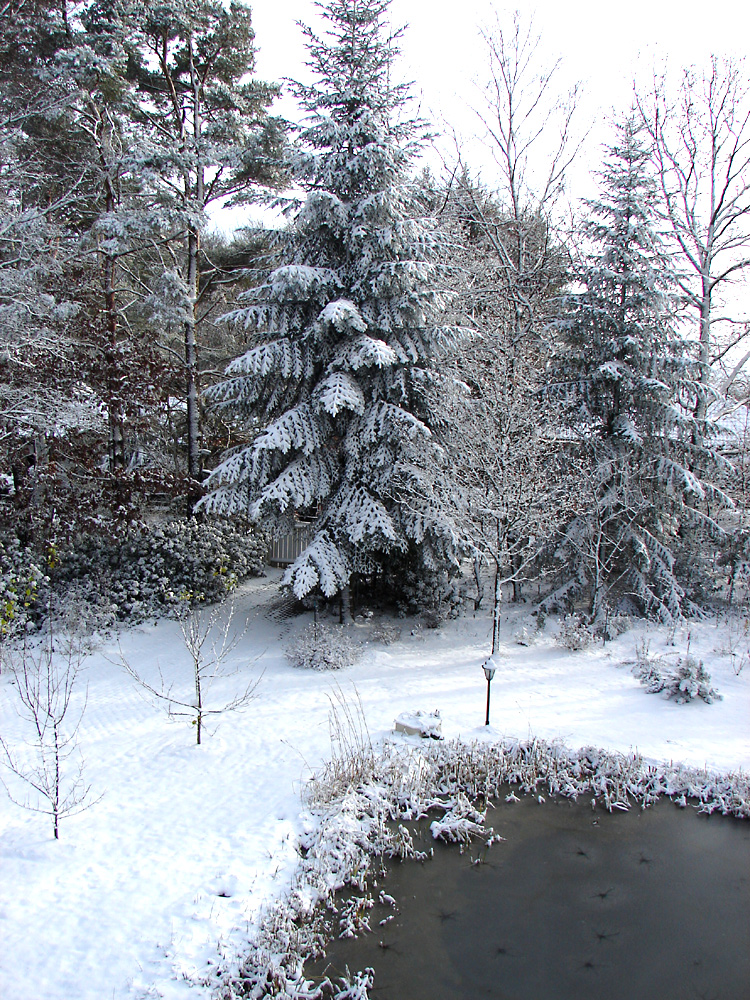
0, 536, 47, 640
51, 518, 266, 620
632, 644, 722, 704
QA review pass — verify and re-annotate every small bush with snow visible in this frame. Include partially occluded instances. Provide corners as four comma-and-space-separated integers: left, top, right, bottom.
370, 621, 402, 645
285, 622, 362, 671
555, 614, 594, 651
631, 641, 722, 704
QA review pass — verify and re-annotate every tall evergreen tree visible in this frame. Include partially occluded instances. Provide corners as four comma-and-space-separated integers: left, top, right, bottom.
0, 0, 283, 546
201, 0, 462, 602
549, 115, 730, 621
126, 0, 284, 493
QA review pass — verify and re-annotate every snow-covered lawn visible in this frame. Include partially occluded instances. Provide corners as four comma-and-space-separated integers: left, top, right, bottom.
1, 569, 748, 1000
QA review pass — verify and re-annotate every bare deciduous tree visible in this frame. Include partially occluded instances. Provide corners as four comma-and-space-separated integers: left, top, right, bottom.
637, 57, 750, 406
120, 600, 262, 744
475, 10, 583, 217
431, 377, 579, 653
0, 632, 98, 839
429, 9, 583, 651
459, 10, 582, 364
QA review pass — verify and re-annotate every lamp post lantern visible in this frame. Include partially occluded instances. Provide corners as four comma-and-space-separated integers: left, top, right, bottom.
482, 657, 497, 726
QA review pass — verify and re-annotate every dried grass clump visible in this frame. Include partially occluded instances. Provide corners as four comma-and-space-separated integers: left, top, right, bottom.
307, 684, 375, 805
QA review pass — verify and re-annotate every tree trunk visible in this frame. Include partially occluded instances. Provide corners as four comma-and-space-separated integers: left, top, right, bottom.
185, 226, 202, 494
339, 584, 353, 624
92, 95, 127, 474
104, 250, 126, 472
512, 551, 523, 602
492, 565, 502, 655
473, 553, 485, 610
194, 661, 202, 745
695, 269, 712, 423
185, 43, 205, 504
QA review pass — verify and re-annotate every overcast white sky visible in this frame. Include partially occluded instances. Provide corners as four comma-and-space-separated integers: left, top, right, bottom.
209, 0, 746, 234
249, 0, 746, 191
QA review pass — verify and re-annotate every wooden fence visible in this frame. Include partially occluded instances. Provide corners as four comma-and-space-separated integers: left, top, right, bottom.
268, 521, 316, 566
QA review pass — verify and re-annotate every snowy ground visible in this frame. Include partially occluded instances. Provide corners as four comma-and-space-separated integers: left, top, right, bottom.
1, 569, 748, 1000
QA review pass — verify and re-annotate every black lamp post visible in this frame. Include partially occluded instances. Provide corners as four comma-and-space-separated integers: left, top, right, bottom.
482, 657, 497, 726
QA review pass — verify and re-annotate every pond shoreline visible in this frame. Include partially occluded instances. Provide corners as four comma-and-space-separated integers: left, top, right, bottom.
214, 737, 750, 999
307, 794, 750, 1000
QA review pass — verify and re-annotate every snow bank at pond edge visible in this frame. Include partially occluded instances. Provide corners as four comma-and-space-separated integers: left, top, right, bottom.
209, 736, 749, 999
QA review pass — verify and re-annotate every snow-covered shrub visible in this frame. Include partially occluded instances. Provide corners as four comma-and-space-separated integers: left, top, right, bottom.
52, 518, 266, 620
515, 612, 546, 646
420, 607, 444, 629
0, 536, 47, 642
370, 620, 402, 645
285, 622, 362, 671
555, 614, 594, 650
631, 641, 722, 704
388, 556, 464, 620
593, 609, 631, 642
671, 656, 722, 703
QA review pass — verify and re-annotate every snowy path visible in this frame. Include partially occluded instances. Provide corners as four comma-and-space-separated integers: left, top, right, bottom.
0, 572, 748, 1000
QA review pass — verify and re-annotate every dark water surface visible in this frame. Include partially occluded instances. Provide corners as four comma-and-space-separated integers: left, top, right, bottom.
307, 795, 750, 1000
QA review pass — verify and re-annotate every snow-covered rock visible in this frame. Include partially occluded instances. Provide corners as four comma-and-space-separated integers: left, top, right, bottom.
394, 709, 443, 739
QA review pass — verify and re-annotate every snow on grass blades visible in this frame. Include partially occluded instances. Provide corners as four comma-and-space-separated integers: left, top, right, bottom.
212, 737, 749, 998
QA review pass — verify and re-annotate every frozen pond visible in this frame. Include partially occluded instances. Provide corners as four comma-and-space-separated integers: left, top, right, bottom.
307, 794, 750, 1000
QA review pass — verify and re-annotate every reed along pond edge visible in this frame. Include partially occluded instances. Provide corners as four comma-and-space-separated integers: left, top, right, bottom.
213, 737, 750, 999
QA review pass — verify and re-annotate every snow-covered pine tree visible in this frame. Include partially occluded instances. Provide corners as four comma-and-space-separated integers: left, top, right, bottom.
201, 0, 462, 602
0, 0, 282, 542
124, 0, 284, 490
548, 115, 731, 622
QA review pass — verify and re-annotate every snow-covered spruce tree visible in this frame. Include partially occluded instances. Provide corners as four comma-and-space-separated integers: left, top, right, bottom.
201, 0, 463, 605
548, 115, 731, 622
